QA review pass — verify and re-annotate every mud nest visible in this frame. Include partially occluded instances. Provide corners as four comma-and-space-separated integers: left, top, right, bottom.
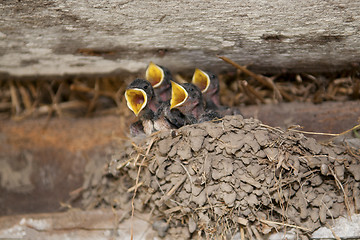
81, 115, 359, 239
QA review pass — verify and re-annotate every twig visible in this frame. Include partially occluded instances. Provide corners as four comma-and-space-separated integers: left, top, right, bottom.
163, 206, 182, 215
127, 181, 144, 192
289, 123, 360, 138
246, 224, 254, 240
116, 157, 134, 170
277, 85, 294, 101
240, 227, 245, 240
218, 55, 283, 100
325, 223, 341, 240
237, 82, 252, 103
345, 144, 360, 161
45, 82, 62, 117
259, 123, 285, 133
131, 142, 145, 156
27, 82, 37, 98
70, 82, 116, 98
288, 129, 340, 136
17, 82, 32, 110
166, 175, 187, 197
37, 101, 87, 114
239, 80, 257, 104
69, 186, 84, 197
328, 166, 352, 219
9, 80, 21, 115
130, 136, 157, 240
175, 159, 193, 195
259, 219, 311, 232
86, 78, 100, 116
242, 80, 266, 103
195, 204, 225, 211
218, 56, 269, 87
130, 154, 146, 240
251, 225, 263, 240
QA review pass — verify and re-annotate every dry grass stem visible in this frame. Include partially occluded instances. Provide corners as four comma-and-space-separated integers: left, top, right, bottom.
9, 80, 21, 115
325, 223, 341, 240
259, 219, 311, 232
130, 136, 157, 240
240, 227, 245, 240
328, 166, 352, 219
251, 225, 263, 240
166, 175, 187, 197
127, 181, 144, 192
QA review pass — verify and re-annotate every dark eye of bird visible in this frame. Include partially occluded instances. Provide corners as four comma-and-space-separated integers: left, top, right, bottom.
144, 85, 148, 89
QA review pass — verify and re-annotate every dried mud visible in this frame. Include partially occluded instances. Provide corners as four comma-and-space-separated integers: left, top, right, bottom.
81, 115, 359, 239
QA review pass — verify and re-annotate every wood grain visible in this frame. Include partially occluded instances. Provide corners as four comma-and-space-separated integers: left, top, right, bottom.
0, 0, 359, 76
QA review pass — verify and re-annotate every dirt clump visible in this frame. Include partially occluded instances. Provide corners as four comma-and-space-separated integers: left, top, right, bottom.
81, 115, 359, 239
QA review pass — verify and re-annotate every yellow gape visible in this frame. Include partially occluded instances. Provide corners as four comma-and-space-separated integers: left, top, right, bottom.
145, 62, 164, 88
192, 68, 210, 93
125, 88, 147, 116
170, 81, 188, 109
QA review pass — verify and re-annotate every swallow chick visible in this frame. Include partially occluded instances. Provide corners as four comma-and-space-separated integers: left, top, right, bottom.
153, 101, 186, 131
192, 68, 241, 116
145, 62, 173, 102
170, 81, 220, 124
125, 79, 158, 136
192, 68, 220, 108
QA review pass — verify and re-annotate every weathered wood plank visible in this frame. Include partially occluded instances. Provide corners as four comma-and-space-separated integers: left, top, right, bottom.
0, 0, 359, 76
1, 1, 358, 234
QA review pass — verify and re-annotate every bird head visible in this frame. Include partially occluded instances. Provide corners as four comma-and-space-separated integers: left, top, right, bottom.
192, 68, 211, 93
170, 81, 204, 119
145, 62, 172, 102
192, 68, 220, 105
145, 62, 165, 88
125, 79, 155, 116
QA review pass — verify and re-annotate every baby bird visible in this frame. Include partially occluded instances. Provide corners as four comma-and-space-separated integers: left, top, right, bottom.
145, 62, 191, 131
153, 101, 186, 131
192, 69, 241, 116
192, 68, 220, 109
125, 78, 187, 136
124, 79, 158, 136
170, 81, 220, 124
145, 62, 173, 102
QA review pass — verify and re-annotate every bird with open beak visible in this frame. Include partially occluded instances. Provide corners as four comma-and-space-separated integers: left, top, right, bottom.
145, 62, 173, 102
170, 81, 220, 124
124, 78, 158, 136
192, 68, 220, 109
191, 68, 241, 116
153, 101, 186, 131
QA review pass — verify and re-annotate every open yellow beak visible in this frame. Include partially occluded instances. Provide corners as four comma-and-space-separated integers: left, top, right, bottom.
125, 88, 147, 116
170, 81, 188, 109
145, 62, 164, 88
191, 68, 210, 93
